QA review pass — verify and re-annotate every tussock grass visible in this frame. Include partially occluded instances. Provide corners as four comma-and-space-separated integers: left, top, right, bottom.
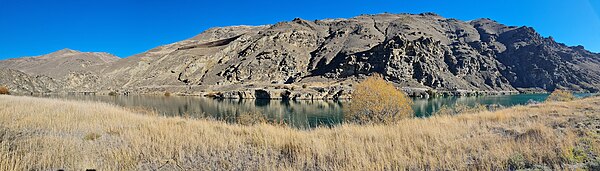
1, 95, 599, 170
235, 111, 267, 126
433, 103, 489, 116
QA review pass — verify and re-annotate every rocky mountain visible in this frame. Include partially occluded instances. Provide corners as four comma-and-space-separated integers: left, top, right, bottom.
2, 13, 599, 98
0, 68, 62, 94
0, 49, 119, 93
0, 48, 119, 79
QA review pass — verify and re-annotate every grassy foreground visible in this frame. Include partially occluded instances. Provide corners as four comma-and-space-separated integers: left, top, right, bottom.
1, 96, 600, 170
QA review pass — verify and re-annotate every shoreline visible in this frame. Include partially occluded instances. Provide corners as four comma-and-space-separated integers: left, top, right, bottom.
11, 88, 568, 100
1, 95, 599, 170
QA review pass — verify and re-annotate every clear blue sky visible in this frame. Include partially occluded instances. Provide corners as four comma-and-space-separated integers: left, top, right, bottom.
1, 0, 599, 59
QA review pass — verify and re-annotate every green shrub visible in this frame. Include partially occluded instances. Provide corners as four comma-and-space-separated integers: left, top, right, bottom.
563, 147, 587, 163
164, 92, 171, 97
508, 153, 527, 170
108, 91, 118, 96
345, 74, 413, 124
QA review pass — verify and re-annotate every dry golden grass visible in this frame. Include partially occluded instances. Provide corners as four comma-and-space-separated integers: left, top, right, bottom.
236, 111, 267, 126
1, 95, 600, 170
434, 103, 489, 116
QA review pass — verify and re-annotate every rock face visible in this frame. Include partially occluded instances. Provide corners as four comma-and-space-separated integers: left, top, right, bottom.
0, 68, 62, 94
1, 13, 600, 97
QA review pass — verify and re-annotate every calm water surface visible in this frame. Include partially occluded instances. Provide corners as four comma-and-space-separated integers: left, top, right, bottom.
43, 93, 595, 129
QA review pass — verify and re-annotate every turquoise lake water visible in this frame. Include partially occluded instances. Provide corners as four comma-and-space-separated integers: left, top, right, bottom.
43, 93, 595, 129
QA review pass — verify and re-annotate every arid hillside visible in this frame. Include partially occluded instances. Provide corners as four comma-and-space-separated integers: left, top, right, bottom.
2, 13, 599, 97
0, 49, 119, 93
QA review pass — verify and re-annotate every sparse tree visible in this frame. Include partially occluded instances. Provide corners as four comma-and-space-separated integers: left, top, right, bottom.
345, 74, 413, 124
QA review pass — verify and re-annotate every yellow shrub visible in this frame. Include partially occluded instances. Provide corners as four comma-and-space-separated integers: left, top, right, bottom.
546, 89, 575, 102
345, 74, 413, 124
0, 86, 9, 95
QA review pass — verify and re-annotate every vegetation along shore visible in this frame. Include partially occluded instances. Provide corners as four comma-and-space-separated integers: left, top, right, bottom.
1, 93, 599, 170
2, 1, 600, 171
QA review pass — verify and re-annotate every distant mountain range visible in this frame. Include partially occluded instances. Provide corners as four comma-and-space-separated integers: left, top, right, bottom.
2, 13, 599, 98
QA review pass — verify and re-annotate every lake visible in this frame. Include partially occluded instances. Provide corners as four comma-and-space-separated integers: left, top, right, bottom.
41, 93, 595, 129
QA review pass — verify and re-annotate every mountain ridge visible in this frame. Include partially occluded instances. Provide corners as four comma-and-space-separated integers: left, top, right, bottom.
1, 13, 599, 98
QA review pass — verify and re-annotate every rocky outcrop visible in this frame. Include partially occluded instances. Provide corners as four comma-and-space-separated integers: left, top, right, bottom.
1, 13, 599, 97
471, 19, 600, 92
205, 85, 352, 100
96, 13, 599, 96
0, 69, 62, 94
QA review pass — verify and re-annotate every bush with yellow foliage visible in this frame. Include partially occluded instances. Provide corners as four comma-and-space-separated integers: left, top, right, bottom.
546, 89, 575, 102
0, 86, 9, 95
345, 74, 413, 124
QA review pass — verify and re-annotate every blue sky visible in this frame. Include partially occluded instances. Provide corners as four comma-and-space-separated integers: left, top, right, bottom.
0, 0, 599, 59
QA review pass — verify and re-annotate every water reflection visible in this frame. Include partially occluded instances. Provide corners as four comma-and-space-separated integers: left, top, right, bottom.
412, 93, 593, 116
43, 95, 344, 129
41, 93, 594, 128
